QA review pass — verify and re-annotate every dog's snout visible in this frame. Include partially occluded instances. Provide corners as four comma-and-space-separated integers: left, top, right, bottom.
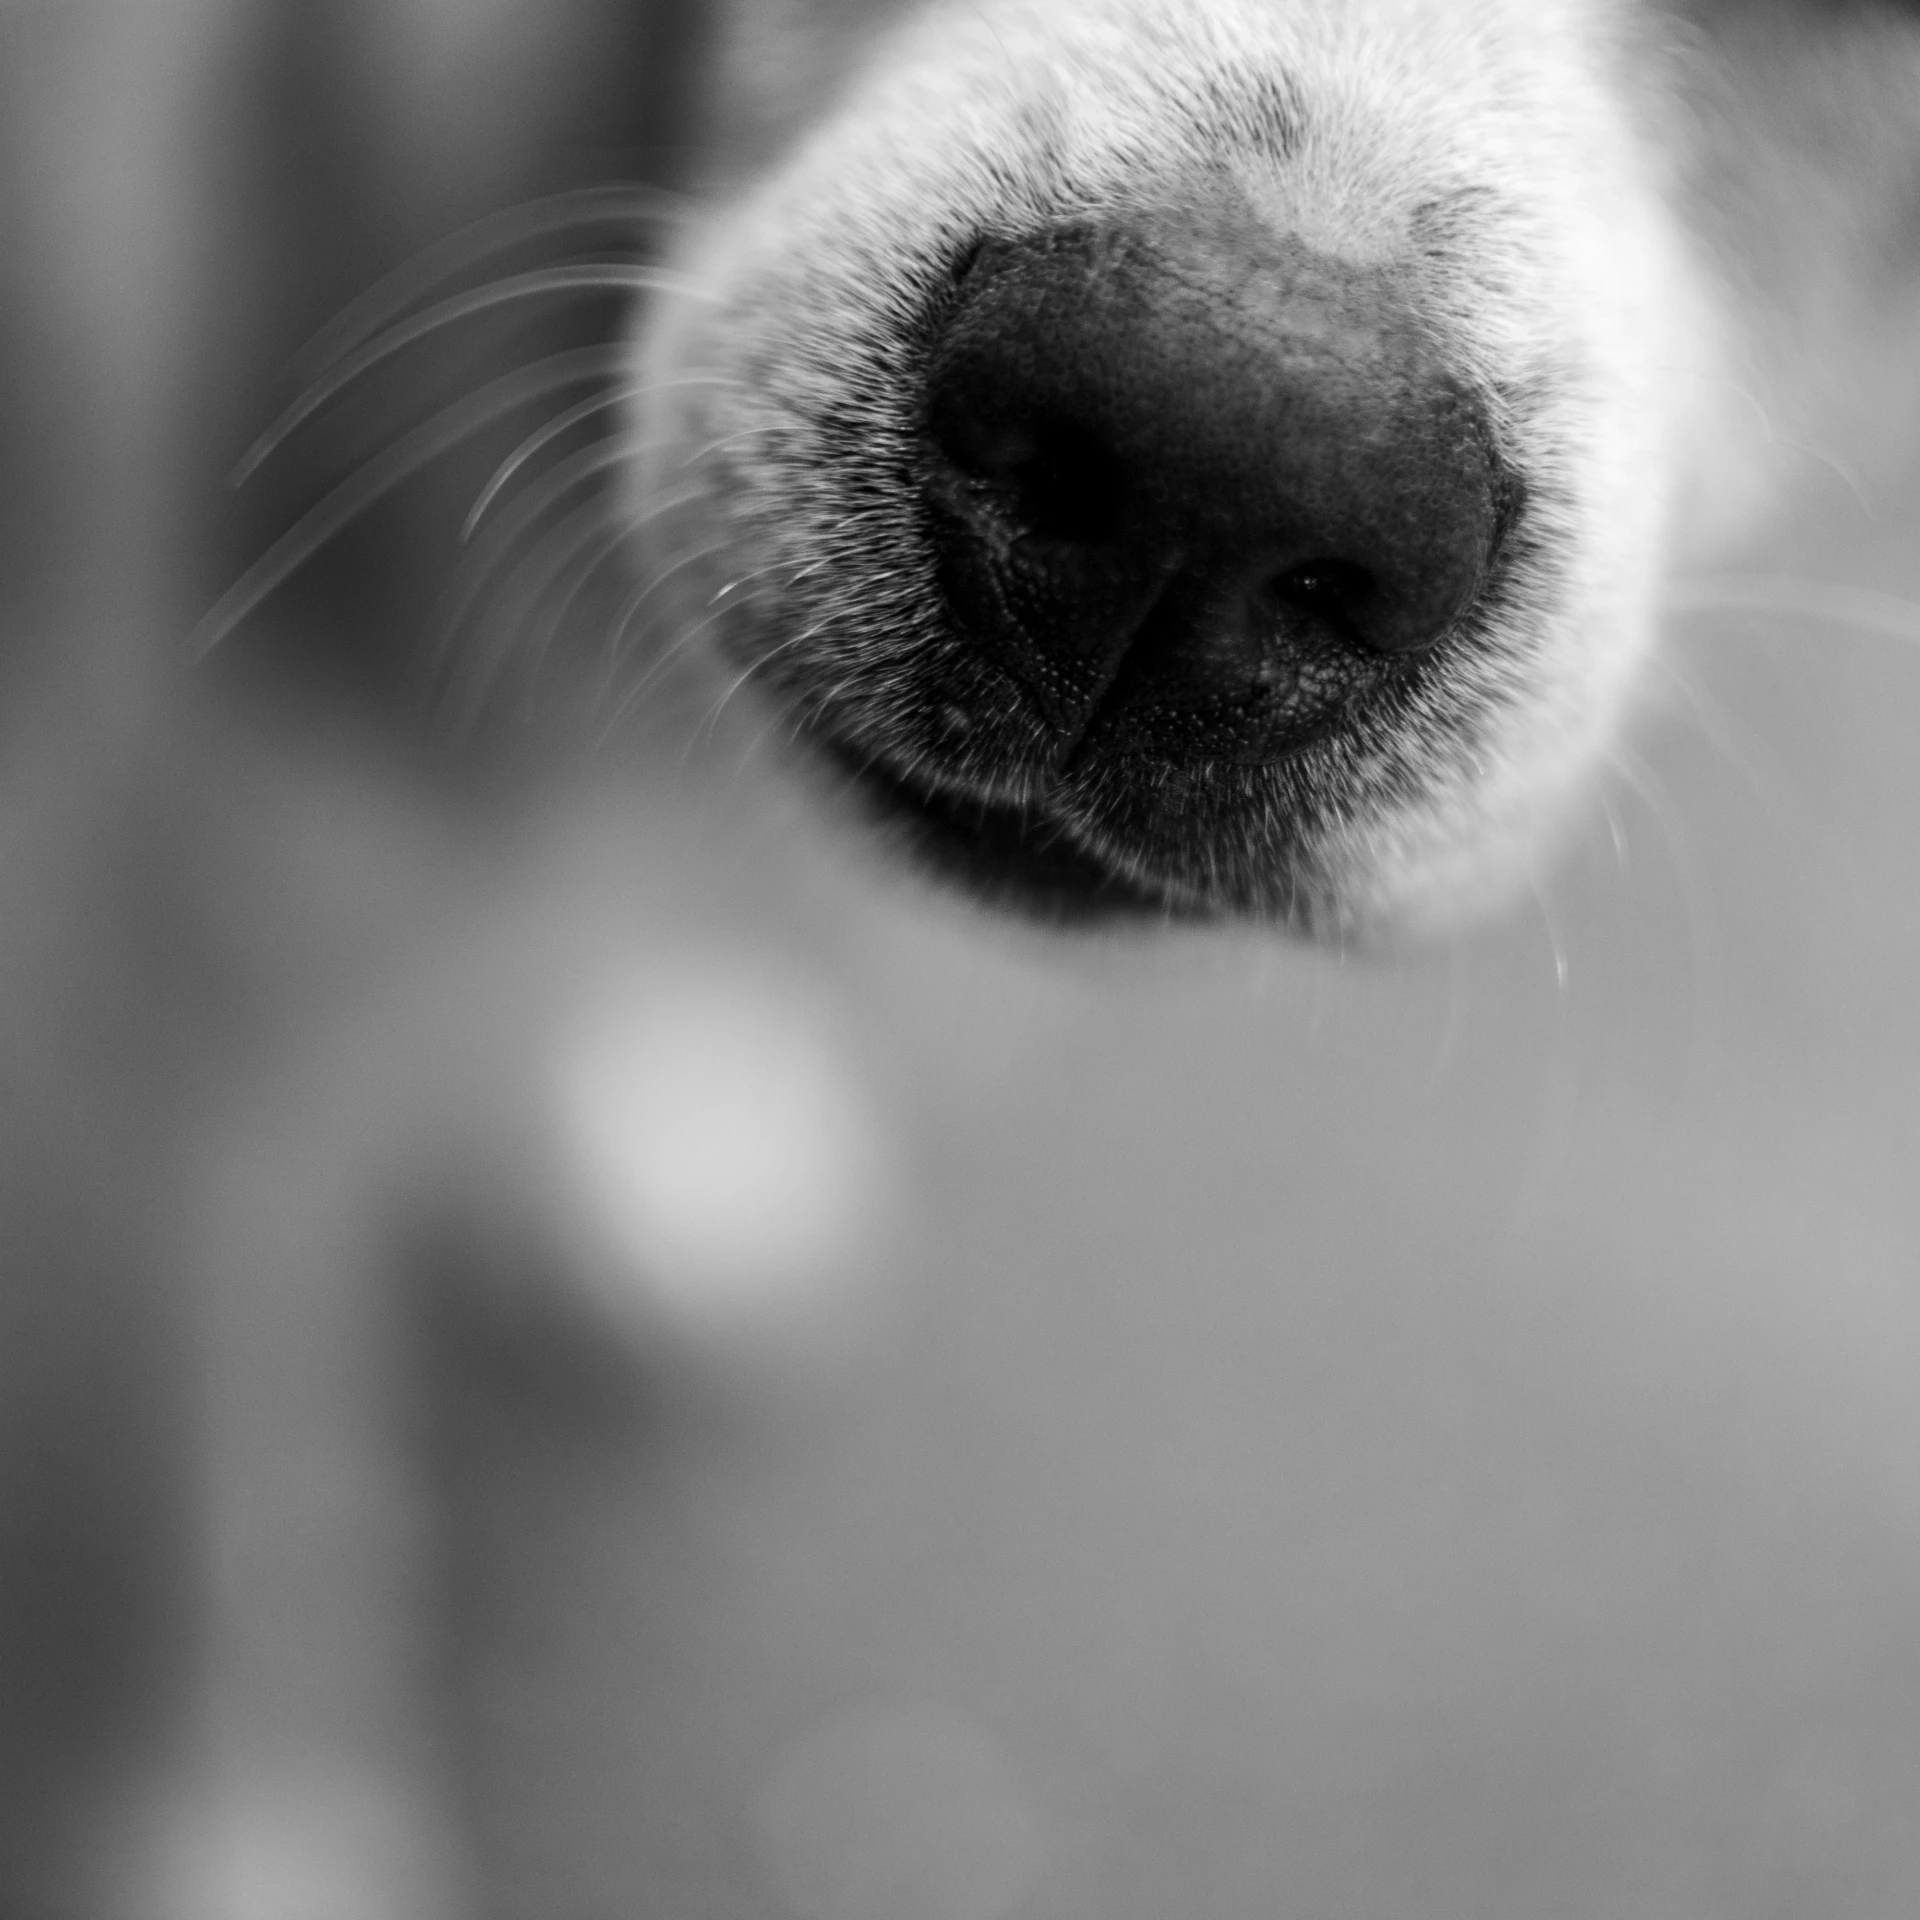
923, 203, 1503, 766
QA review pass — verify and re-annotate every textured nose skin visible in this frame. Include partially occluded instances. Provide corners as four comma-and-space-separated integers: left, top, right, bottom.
922, 198, 1504, 768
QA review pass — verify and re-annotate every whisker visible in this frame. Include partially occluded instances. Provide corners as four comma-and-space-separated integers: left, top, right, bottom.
445, 495, 618, 726
613, 605, 747, 736
1666, 573, 1920, 647
434, 432, 648, 660
597, 537, 742, 707
608, 537, 738, 648
235, 264, 709, 483
1694, 375, 1880, 522
671, 566, 801, 657
1601, 737, 1724, 1072
296, 182, 688, 378
596, 557, 801, 724
693, 619, 830, 746
462, 373, 742, 540
523, 519, 638, 683
464, 385, 642, 541
1596, 782, 1630, 875
1522, 869, 1570, 998
497, 496, 622, 639
692, 669, 769, 758
192, 345, 626, 656
1641, 647, 1784, 806
758, 695, 826, 768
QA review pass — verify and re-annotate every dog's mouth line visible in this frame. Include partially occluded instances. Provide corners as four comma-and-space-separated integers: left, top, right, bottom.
818, 733, 1073, 842
811, 733, 1203, 921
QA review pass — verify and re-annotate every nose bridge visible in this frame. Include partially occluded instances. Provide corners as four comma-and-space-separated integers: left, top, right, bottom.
953, 214, 1417, 518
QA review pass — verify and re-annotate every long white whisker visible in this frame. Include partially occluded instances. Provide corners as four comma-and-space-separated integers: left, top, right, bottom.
464, 386, 641, 541
1602, 738, 1724, 1076
599, 560, 810, 725
445, 496, 617, 726
1641, 647, 1783, 807
433, 433, 647, 659
1667, 573, 1920, 647
192, 345, 625, 656
610, 537, 736, 642
1698, 378, 1880, 521
462, 373, 741, 540
609, 604, 744, 735
296, 182, 687, 378
598, 537, 741, 703
695, 622, 828, 746
1524, 869, 1570, 998
523, 520, 638, 683
236, 265, 707, 483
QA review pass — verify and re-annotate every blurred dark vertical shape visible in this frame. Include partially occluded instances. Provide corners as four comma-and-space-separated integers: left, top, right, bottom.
0, 3, 718, 1912
571, 0, 718, 190
200, 0, 718, 726
0, 8, 198, 1914
178, 0, 722, 1900
0, 192, 64, 691
198, 0, 424, 697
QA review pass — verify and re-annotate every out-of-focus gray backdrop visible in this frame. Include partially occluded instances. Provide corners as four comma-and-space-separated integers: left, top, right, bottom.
2, 4, 1917, 1917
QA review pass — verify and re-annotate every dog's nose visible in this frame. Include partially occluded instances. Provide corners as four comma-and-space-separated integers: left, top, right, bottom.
922, 202, 1503, 766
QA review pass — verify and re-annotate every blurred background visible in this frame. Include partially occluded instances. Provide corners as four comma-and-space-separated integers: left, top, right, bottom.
2, 3, 1919, 1917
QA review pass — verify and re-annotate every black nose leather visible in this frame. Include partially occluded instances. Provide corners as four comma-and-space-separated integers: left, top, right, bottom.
922, 199, 1503, 767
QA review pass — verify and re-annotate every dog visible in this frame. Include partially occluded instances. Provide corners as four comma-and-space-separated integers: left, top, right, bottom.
627, 0, 1920, 934
7, 3, 1920, 1917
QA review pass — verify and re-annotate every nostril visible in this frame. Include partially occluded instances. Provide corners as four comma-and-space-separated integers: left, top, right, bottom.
1273, 525, 1487, 658
933, 410, 1128, 545
1000, 420, 1129, 544
1263, 559, 1379, 644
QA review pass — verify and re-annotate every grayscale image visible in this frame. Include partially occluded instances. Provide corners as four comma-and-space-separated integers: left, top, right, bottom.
3, 2, 1919, 1914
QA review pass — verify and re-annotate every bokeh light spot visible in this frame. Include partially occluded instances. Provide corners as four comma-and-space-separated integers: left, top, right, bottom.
553, 961, 890, 1338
